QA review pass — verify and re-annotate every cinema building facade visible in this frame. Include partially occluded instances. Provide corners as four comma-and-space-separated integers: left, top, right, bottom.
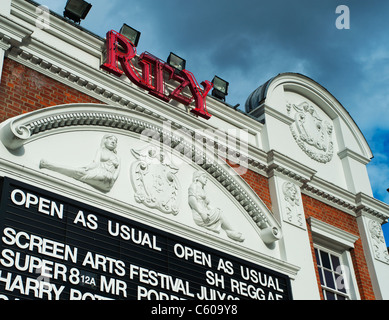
0, 0, 388, 300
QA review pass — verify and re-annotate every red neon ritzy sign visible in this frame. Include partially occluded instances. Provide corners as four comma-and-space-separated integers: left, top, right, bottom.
101, 30, 213, 120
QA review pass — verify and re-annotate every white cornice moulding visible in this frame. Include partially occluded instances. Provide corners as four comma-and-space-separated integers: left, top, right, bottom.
355, 192, 389, 221
338, 147, 371, 165
267, 149, 317, 184
0, 13, 33, 45
302, 175, 357, 214
3, 31, 261, 148
309, 217, 359, 250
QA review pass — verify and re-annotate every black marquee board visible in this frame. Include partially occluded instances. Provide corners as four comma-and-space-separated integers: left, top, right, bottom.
0, 177, 292, 300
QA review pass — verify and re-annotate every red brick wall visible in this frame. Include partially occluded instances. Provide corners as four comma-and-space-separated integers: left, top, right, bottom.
302, 194, 376, 300
0, 58, 103, 123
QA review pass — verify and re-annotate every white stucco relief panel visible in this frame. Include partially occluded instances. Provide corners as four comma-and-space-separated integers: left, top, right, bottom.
286, 100, 334, 164
0, 126, 281, 258
283, 91, 348, 190
280, 180, 305, 230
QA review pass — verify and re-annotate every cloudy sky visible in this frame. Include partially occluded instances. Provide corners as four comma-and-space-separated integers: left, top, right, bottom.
38, 0, 389, 241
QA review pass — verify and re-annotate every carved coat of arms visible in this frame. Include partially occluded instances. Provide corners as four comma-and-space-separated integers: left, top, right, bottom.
287, 101, 334, 163
130, 145, 180, 215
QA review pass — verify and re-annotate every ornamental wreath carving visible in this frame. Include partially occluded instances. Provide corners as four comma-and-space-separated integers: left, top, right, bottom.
287, 101, 334, 163
130, 145, 180, 215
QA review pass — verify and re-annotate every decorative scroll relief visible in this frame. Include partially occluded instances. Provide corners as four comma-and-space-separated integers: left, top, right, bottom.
130, 145, 180, 215
287, 101, 334, 163
368, 220, 389, 264
282, 181, 305, 229
40, 134, 120, 193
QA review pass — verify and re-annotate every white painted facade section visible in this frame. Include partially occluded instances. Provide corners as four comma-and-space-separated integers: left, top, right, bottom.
0, 0, 388, 299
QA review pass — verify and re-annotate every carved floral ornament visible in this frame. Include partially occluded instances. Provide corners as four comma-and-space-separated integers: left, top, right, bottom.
287, 101, 334, 163
0, 105, 281, 245
368, 220, 389, 264
282, 181, 304, 229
